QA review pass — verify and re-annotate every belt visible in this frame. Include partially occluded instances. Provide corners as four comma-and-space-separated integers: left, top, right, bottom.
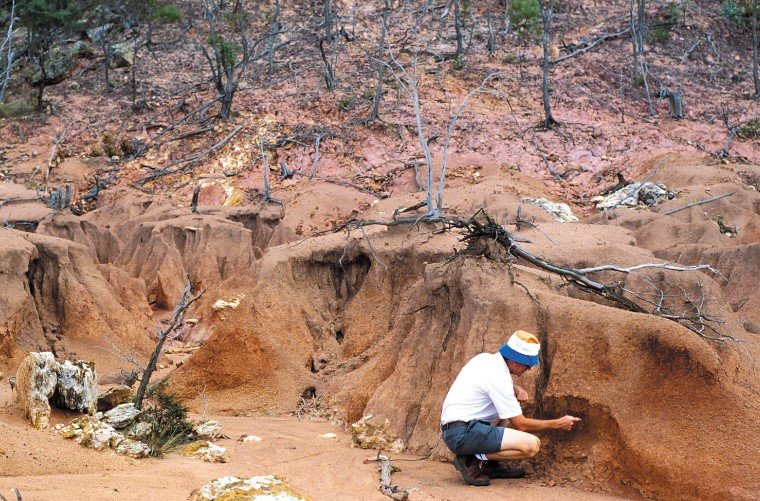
440, 420, 468, 431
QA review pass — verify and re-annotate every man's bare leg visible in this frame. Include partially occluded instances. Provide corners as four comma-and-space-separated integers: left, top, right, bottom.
485, 427, 541, 461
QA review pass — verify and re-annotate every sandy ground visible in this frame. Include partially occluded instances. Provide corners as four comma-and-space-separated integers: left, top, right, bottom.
0, 385, 629, 501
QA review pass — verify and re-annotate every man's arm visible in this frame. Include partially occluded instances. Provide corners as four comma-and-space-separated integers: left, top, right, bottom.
501, 414, 581, 432
513, 385, 529, 402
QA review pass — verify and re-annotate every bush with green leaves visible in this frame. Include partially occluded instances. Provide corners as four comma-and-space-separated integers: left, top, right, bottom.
139, 383, 196, 457
722, 0, 751, 25
509, 0, 541, 39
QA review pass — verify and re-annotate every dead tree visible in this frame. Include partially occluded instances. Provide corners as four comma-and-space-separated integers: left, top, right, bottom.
357, 0, 390, 125
0, 0, 16, 103
200, 0, 250, 119
266, 0, 281, 74
452, 0, 464, 62
133, 276, 203, 409
539, 0, 558, 127
630, 0, 654, 114
753, 0, 759, 99
380, 49, 498, 218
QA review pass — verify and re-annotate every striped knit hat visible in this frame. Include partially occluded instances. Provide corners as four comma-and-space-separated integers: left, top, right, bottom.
499, 330, 540, 366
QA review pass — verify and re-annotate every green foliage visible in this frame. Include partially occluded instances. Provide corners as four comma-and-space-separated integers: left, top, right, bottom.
208, 33, 237, 71
139, 383, 195, 457
738, 118, 760, 139
337, 96, 353, 110
648, 26, 669, 44
152, 4, 181, 23
17, 0, 78, 34
509, 0, 541, 39
362, 89, 375, 100
666, 1, 682, 25
451, 54, 464, 70
0, 100, 36, 118
722, 1, 750, 25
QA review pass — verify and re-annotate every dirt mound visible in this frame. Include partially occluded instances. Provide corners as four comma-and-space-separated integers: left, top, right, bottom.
167, 166, 759, 499
0, 228, 152, 375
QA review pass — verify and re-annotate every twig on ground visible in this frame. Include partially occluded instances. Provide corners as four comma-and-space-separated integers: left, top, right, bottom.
663, 192, 734, 216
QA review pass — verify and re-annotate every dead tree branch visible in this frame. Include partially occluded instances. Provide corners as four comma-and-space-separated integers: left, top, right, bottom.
551, 27, 630, 64
366, 453, 409, 501
137, 125, 243, 184
663, 192, 734, 216
134, 276, 204, 409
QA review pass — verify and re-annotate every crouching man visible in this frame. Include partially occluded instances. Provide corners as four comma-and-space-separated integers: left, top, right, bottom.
440, 330, 581, 486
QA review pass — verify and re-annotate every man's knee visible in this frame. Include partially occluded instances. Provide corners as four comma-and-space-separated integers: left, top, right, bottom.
524, 436, 541, 457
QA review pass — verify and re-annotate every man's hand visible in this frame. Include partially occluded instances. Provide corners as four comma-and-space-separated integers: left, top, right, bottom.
514, 385, 529, 402
554, 415, 582, 431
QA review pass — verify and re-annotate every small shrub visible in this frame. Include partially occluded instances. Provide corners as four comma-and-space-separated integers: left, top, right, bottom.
739, 118, 760, 139
0, 100, 35, 118
101, 132, 119, 157
337, 96, 353, 111
139, 383, 196, 457
722, 0, 750, 25
451, 54, 464, 70
667, 1, 682, 25
120, 137, 135, 155
362, 89, 374, 100
648, 27, 669, 44
509, 0, 541, 39
152, 5, 181, 23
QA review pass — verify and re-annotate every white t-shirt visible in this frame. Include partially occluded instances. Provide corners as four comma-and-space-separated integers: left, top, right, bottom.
440, 352, 523, 424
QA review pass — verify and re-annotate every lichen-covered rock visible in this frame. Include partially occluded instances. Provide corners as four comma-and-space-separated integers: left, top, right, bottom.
193, 420, 222, 440
127, 421, 152, 441
97, 385, 133, 412
15, 352, 58, 429
191, 475, 309, 501
522, 197, 579, 222
111, 42, 134, 68
59, 416, 124, 450
104, 403, 140, 429
31, 42, 88, 84
54, 360, 97, 414
350, 415, 404, 453
115, 438, 151, 458
180, 440, 230, 463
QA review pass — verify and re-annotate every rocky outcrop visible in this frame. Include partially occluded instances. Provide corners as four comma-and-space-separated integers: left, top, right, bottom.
351, 415, 403, 453
14, 353, 99, 427
54, 360, 97, 414
58, 416, 151, 457
103, 403, 141, 429
180, 441, 229, 463
97, 385, 134, 412
14, 352, 58, 429
110, 41, 134, 68
191, 476, 308, 501
115, 438, 151, 458
31, 42, 89, 84
193, 420, 222, 440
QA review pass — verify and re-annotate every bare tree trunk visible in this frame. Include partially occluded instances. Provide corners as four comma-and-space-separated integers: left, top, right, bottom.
36, 54, 46, 112
267, 0, 280, 74
453, 0, 463, 61
637, 0, 646, 51
323, 0, 332, 42
630, 0, 639, 81
360, 0, 389, 125
502, 0, 511, 34
0, 0, 16, 103
753, 0, 759, 99
540, 0, 558, 127
134, 277, 200, 410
